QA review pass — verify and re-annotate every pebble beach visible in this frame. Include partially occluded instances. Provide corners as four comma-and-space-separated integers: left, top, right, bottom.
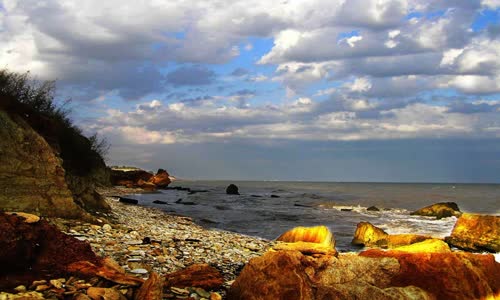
19, 186, 273, 299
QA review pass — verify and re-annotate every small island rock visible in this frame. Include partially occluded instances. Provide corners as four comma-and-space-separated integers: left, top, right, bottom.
226, 184, 240, 195
410, 202, 461, 219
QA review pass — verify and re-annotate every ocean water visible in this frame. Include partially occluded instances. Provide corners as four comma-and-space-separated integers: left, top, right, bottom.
126, 181, 500, 252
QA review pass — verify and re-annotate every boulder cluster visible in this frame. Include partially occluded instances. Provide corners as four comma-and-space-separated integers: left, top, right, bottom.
229, 212, 500, 300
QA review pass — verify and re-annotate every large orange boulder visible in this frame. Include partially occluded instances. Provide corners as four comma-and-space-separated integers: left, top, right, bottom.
361, 249, 500, 300
410, 202, 461, 219
445, 213, 500, 252
228, 248, 500, 300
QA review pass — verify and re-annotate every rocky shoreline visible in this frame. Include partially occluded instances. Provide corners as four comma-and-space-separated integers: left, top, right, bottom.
1, 186, 499, 300
0, 186, 272, 299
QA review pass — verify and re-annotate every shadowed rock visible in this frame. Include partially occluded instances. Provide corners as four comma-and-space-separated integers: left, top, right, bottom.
226, 184, 240, 195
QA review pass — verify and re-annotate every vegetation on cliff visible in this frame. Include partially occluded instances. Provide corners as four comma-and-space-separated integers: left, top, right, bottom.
0, 69, 108, 175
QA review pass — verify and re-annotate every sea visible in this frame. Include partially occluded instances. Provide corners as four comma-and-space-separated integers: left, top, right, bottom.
124, 181, 500, 253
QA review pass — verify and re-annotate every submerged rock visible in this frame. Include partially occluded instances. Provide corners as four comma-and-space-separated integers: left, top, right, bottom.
226, 184, 240, 195
445, 213, 500, 252
367, 206, 380, 211
410, 202, 461, 219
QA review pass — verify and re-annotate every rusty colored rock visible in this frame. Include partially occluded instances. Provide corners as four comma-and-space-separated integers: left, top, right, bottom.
386, 234, 433, 248
228, 250, 432, 300
0, 212, 101, 289
272, 241, 337, 256
445, 213, 500, 252
67, 260, 144, 286
277, 225, 335, 248
149, 169, 171, 188
361, 249, 500, 300
87, 287, 127, 300
164, 264, 224, 290
352, 222, 432, 249
391, 239, 451, 253
351, 221, 388, 247
134, 272, 163, 300
410, 202, 461, 219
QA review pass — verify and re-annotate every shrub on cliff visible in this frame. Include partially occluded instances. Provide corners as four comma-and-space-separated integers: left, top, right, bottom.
0, 69, 109, 177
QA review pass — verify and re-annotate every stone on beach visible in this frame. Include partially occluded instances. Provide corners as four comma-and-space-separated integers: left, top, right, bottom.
276, 225, 336, 255
164, 264, 224, 290
150, 169, 171, 188
445, 213, 500, 252
226, 184, 240, 195
134, 272, 163, 300
0, 212, 101, 289
410, 202, 461, 219
391, 239, 451, 253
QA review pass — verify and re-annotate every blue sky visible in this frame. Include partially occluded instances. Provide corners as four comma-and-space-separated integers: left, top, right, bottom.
1, 0, 500, 182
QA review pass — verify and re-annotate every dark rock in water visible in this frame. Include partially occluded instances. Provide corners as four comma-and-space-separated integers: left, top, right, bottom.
294, 203, 313, 208
189, 189, 208, 195
152, 200, 168, 205
341, 208, 353, 212
119, 197, 138, 205
367, 206, 380, 211
445, 213, 499, 253
270, 194, 280, 198
410, 202, 461, 219
180, 201, 196, 205
167, 186, 191, 192
215, 205, 231, 210
226, 184, 240, 195
175, 198, 183, 203
200, 218, 218, 224
0, 212, 101, 289
251, 195, 263, 198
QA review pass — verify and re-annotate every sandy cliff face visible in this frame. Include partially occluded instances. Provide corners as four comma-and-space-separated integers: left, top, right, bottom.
0, 110, 87, 217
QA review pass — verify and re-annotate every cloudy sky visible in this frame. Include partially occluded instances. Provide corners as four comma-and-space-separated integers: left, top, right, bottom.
1, 0, 500, 182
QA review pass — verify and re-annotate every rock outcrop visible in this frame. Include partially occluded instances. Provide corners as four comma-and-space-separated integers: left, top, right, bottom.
226, 184, 239, 195
0, 99, 111, 217
410, 202, 461, 219
0, 111, 87, 218
445, 213, 500, 252
351, 222, 432, 248
228, 248, 500, 300
110, 168, 171, 190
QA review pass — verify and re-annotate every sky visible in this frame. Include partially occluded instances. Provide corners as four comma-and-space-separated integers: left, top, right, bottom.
1, 0, 500, 183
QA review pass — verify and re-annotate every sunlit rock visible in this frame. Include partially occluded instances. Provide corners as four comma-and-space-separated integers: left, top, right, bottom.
445, 213, 500, 252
